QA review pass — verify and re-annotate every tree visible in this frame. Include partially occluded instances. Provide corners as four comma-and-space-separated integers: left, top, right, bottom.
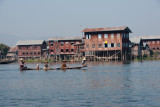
0, 43, 10, 56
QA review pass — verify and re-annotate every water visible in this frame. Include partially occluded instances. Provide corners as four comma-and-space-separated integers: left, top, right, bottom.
0, 61, 160, 107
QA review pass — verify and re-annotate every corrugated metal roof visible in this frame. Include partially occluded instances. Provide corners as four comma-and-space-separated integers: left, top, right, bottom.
16, 40, 44, 45
82, 26, 132, 33
9, 46, 18, 52
130, 35, 160, 44
48, 37, 82, 41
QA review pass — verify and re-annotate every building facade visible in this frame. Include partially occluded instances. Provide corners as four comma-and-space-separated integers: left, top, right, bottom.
6, 46, 18, 60
130, 35, 160, 58
16, 40, 47, 59
82, 26, 132, 61
48, 37, 82, 60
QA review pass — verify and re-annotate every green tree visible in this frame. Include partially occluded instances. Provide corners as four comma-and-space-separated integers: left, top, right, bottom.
0, 43, 10, 56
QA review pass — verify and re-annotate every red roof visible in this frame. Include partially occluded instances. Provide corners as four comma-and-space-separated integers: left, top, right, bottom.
82, 26, 132, 33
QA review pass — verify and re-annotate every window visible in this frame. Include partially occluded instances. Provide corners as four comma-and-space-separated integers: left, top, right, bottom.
51, 49, 54, 54
111, 43, 114, 47
71, 42, 74, 45
50, 42, 53, 46
86, 34, 91, 39
34, 52, 36, 55
61, 49, 63, 52
19, 47, 21, 49
38, 52, 40, 55
126, 34, 129, 38
117, 43, 120, 47
157, 41, 160, 44
34, 46, 37, 49
86, 44, 89, 48
51, 49, 54, 52
26, 52, 28, 55
66, 42, 69, 45
152, 41, 155, 44
61, 42, 63, 46
71, 49, 74, 52
103, 43, 108, 48
92, 44, 95, 48
157, 47, 159, 50
153, 47, 155, 50
26, 46, 28, 49
66, 49, 69, 52
114, 43, 116, 47
111, 34, 114, 39
104, 34, 108, 38
30, 52, 32, 55
23, 52, 25, 55
76, 42, 79, 44
123, 43, 125, 47
122, 33, 126, 38
126, 43, 128, 47
98, 34, 102, 39
117, 33, 120, 39
99, 44, 102, 48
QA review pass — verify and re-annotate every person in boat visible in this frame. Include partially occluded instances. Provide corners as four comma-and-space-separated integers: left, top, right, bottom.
61, 60, 67, 68
36, 64, 40, 70
19, 58, 27, 69
81, 57, 87, 67
44, 61, 49, 69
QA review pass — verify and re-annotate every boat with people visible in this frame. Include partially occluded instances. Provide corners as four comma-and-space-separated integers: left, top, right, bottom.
20, 66, 87, 71
19, 58, 88, 71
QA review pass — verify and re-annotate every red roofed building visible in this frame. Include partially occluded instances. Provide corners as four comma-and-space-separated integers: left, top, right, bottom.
48, 37, 83, 60
16, 40, 47, 59
82, 26, 132, 61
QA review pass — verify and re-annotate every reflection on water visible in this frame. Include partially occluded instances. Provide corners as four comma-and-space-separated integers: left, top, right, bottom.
0, 61, 160, 107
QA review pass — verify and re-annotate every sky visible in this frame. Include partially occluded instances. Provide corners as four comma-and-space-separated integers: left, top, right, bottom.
0, 0, 160, 46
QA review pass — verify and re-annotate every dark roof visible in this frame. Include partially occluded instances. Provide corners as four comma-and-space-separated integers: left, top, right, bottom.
82, 26, 132, 33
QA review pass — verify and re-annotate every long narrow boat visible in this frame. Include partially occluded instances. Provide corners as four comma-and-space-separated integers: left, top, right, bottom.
20, 66, 87, 71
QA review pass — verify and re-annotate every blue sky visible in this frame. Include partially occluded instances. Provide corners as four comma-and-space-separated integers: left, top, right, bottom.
0, 0, 160, 46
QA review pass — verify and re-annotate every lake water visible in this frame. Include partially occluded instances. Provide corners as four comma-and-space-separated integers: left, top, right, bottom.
0, 61, 160, 107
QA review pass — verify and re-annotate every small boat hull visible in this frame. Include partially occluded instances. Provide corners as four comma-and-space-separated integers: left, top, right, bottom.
20, 66, 87, 71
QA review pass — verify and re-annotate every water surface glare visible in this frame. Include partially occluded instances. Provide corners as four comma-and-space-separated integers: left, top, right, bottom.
0, 61, 160, 107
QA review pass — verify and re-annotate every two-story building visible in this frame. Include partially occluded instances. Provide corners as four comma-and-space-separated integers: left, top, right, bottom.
82, 26, 132, 61
48, 37, 82, 60
16, 40, 47, 60
130, 35, 160, 59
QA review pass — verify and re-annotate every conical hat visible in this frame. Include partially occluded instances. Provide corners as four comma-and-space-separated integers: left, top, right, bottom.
83, 57, 86, 60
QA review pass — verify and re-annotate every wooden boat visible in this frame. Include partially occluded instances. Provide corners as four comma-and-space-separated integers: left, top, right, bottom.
20, 65, 87, 71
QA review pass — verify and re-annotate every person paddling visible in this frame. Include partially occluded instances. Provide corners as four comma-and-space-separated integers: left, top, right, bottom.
44, 61, 49, 69
81, 57, 87, 67
19, 58, 27, 69
61, 60, 67, 68
36, 64, 40, 70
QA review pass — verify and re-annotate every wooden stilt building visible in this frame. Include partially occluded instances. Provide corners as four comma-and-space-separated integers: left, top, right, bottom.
82, 26, 132, 61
